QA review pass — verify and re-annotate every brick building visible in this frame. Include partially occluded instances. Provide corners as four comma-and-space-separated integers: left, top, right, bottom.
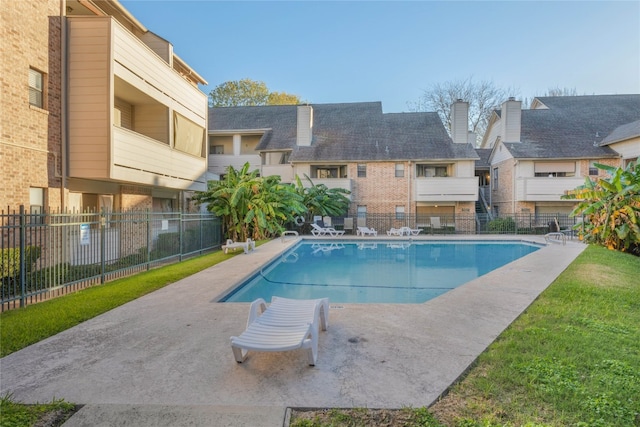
208, 101, 480, 228
480, 95, 640, 217
1, 0, 209, 214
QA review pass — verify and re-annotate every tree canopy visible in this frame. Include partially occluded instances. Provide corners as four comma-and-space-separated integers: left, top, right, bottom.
209, 78, 305, 107
409, 77, 518, 146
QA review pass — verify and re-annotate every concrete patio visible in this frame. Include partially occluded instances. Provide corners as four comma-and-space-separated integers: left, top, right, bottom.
0, 235, 586, 426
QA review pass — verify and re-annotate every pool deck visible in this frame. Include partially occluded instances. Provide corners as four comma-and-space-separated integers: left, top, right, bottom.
0, 235, 586, 426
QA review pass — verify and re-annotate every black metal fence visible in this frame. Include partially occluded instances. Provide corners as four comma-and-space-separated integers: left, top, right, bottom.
1, 207, 222, 310
310, 212, 584, 237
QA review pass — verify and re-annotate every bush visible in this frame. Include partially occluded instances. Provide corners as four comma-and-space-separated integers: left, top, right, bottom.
488, 217, 515, 233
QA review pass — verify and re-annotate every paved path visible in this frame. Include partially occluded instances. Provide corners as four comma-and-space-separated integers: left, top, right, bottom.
0, 235, 586, 426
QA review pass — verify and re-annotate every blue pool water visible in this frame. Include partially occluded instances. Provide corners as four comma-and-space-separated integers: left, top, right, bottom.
222, 240, 541, 304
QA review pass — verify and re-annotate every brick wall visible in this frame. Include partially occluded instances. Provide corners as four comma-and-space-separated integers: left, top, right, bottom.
1, 1, 63, 210
490, 158, 514, 214
349, 162, 409, 215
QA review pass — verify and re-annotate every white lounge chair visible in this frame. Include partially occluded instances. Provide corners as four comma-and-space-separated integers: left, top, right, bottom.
230, 296, 329, 366
310, 223, 345, 237
222, 238, 255, 254
356, 226, 377, 236
386, 227, 403, 236
399, 226, 422, 236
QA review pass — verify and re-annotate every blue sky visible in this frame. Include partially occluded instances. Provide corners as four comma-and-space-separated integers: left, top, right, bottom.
120, 0, 639, 113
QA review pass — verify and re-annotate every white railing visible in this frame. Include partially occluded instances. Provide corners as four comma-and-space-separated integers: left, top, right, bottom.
113, 127, 207, 190
262, 164, 294, 182
516, 177, 585, 201
207, 155, 261, 176
414, 177, 478, 202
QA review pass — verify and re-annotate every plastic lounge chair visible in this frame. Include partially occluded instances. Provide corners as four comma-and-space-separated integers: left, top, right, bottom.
222, 238, 255, 254
230, 296, 329, 366
356, 226, 377, 236
310, 223, 345, 237
399, 226, 422, 236
386, 227, 403, 236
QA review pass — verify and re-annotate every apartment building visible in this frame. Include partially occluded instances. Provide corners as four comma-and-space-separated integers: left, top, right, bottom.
208, 101, 479, 228
1, 0, 209, 214
480, 95, 640, 217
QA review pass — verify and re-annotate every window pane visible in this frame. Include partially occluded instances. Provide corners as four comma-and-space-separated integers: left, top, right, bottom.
357, 164, 366, 178
395, 163, 404, 177
29, 69, 43, 108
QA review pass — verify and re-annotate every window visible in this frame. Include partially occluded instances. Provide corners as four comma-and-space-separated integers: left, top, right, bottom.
357, 205, 367, 218
395, 163, 404, 178
416, 164, 447, 177
29, 68, 44, 108
492, 167, 499, 189
589, 161, 598, 176
357, 164, 367, 178
535, 172, 569, 177
211, 145, 224, 154
29, 188, 44, 223
395, 205, 405, 220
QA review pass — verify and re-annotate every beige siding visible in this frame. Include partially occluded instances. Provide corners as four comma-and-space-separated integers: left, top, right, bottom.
67, 18, 112, 179
113, 127, 206, 190
112, 22, 206, 120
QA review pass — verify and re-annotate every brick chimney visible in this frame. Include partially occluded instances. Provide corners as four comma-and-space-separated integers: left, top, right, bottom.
501, 97, 522, 143
296, 105, 313, 146
450, 99, 469, 144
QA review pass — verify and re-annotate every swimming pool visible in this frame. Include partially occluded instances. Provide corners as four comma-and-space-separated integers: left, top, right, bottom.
222, 240, 542, 304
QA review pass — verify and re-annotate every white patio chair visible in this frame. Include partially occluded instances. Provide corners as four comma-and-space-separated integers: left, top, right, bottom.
230, 297, 329, 366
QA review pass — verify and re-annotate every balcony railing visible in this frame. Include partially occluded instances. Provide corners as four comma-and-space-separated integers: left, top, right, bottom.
516, 177, 585, 201
414, 177, 478, 202
114, 127, 207, 190
207, 155, 261, 176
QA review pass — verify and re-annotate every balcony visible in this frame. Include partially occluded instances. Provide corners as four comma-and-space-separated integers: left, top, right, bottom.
414, 177, 478, 202
113, 127, 207, 190
261, 164, 294, 182
208, 155, 261, 176
67, 16, 207, 190
516, 177, 585, 201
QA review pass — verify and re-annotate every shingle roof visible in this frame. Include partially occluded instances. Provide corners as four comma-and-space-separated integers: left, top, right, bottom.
504, 94, 640, 159
475, 148, 492, 169
209, 102, 479, 162
600, 119, 640, 146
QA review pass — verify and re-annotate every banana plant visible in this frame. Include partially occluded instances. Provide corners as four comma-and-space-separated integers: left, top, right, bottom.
563, 159, 640, 255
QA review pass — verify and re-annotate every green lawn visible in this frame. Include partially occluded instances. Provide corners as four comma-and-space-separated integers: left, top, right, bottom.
2, 243, 639, 427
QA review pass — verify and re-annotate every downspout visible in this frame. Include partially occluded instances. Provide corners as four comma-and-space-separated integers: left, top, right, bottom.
512, 160, 518, 214
60, 0, 68, 211
407, 161, 412, 222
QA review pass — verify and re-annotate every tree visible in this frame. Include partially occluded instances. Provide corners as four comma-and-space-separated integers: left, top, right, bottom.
562, 159, 640, 256
192, 163, 306, 241
209, 78, 304, 107
293, 175, 351, 221
409, 77, 518, 146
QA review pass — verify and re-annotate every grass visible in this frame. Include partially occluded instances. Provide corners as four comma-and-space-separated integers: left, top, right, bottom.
289, 245, 640, 426
0, 246, 248, 358
1, 243, 638, 426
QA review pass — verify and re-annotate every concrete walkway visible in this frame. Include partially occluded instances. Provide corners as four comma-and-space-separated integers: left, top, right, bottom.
0, 235, 586, 426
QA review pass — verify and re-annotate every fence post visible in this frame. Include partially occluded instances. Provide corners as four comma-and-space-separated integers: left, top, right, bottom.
19, 205, 26, 308
100, 210, 106, 284
146, 210, 151, 271
179, 212, 184, 262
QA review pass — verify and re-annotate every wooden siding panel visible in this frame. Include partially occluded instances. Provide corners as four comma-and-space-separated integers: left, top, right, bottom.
113, 127, 207, 190
112, 24, 206, 119
67, 17, 111, 180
